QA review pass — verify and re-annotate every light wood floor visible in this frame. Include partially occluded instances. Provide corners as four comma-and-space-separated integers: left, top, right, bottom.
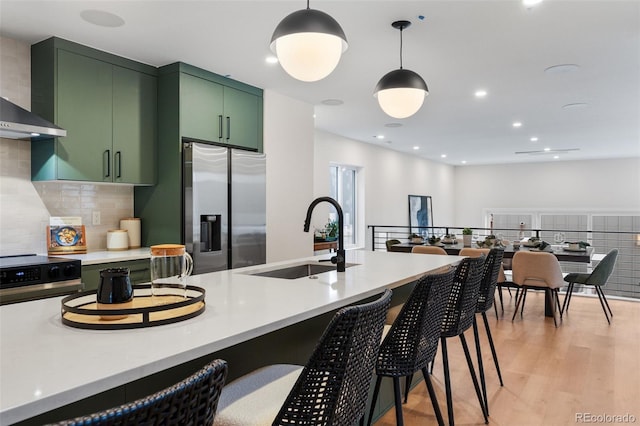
375, 291, 640, 426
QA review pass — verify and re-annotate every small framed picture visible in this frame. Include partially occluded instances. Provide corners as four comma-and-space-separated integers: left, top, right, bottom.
47, 225, 87, 254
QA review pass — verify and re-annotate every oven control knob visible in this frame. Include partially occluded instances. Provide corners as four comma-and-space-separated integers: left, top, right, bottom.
63, 264, 77, 277
48, 266, 61, 279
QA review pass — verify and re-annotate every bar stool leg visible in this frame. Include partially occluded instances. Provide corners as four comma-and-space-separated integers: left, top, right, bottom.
421, 367, 445, 426
460, 334, 489, 423
472, 317, 489, 415
482, 311, 504, 386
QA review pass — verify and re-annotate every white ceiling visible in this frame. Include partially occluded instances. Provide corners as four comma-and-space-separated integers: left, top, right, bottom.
1, 0, 639, 165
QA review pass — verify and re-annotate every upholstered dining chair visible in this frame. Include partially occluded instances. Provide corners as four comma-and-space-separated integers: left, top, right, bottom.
367, 269, 455, 426
438, 255, 488, 426
386, 239, 402, 251
562, 248, 618, 324
460, 247, 505, 415
48, 359, 228, 426
412, 245, 448, 255
511, 251, 564, 327
214, 290, 391, 426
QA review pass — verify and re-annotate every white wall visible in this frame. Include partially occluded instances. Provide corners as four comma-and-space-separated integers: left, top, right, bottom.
263, 90, 315, 262
314, 130, 456, 248
454, 158, 640, 228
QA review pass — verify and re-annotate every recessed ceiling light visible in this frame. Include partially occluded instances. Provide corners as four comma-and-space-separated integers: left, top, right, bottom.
474, 90, 487, 98
413, 146, 420, 150
562, 102, 588, 110
553, 155, 559, 159
441, 154, 447, 158
513, 122, 522, 128
384, 122, 403, 128
544, 147, 551, 152
374, 135, 384, 139
530, 136, 538, 142
523, 0, 543, 7
80, 9, 125, 27
461, 160, 467, 164
265, 56, 278, 64
321, 99, 344, 106
544, 64, 580, 74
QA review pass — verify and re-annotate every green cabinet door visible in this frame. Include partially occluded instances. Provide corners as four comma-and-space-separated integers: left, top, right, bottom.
222, 86, 260, 150
180, 73, 224, 142
113, 67, 157, 184
57, 49, 113, 181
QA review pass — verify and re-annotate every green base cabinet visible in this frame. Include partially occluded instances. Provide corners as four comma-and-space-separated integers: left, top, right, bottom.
82, 259, 151, 292
31, 37, 157, 184
135, 63, 263, 247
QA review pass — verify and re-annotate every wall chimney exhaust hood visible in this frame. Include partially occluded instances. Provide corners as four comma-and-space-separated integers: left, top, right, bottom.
0, 97, 67, 140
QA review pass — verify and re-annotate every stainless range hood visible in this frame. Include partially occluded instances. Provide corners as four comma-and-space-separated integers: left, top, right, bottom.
0, 97, 67, 140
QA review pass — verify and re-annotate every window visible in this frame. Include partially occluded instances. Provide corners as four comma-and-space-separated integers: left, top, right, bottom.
329, 165, 357, 246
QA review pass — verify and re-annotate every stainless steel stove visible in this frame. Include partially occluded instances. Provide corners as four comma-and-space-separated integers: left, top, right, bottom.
0, 254, 82, 305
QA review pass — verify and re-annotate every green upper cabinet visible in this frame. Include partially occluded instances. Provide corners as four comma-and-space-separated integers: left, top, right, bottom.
178, 66, 263, 151
113, 67, 157, 184
31, 37, 157, 184
180, 73, 224, 142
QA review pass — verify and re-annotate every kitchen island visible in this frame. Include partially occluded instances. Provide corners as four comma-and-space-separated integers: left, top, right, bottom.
0, 250, 463, 425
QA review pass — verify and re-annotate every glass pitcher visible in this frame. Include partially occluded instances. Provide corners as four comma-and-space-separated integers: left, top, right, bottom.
150, 244, 193, 297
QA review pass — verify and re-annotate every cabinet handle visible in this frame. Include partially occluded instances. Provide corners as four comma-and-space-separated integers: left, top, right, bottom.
218, 115, 223, 139
104, 150, 111, 178
226, 116, 231, 140
115, 151, 122, 178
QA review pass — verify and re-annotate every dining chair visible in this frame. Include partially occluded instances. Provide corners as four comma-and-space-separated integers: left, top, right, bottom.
511, 251, 564, 327
412, 245, 448, 255
438, 255, 488, 426
386, 239, 402, 251
214, 290, 392, 426
48, 359, 228, 426
460, 247, 505, 415
562, 248, 618, 324
367, 269, 455, 426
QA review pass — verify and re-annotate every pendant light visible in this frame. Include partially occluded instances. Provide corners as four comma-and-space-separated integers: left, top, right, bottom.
374, 20, 429, 119
270, 0, 348, 82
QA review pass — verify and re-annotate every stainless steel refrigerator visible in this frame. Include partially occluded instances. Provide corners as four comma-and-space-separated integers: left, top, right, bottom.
183, 141, 266, 275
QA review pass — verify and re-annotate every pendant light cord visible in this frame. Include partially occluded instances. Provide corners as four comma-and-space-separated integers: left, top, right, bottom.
307, 0, 310, 9
399, 26, 404, 69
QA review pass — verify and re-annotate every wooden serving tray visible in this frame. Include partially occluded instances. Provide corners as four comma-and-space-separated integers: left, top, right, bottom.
61, 284, 205, 330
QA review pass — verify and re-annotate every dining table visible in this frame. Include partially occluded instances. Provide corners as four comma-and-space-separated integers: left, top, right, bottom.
387, 241, 595, 318
387, 241, 594, 263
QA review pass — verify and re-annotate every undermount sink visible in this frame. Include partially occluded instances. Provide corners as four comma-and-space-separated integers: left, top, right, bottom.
249, 263, 356, 279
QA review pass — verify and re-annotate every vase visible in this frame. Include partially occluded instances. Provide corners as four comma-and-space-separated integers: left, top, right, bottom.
463, 235, 472, 247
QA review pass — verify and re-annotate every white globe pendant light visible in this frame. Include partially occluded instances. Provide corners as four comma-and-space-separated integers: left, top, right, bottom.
270, 1, 348, 82
374, 20, 429, 119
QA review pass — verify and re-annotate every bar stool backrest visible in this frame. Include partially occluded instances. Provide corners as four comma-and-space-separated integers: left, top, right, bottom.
274, 289, 392, 426
441, 256, 485, 337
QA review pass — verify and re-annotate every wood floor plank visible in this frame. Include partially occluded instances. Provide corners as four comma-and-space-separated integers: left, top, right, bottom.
374, 291, 640, 425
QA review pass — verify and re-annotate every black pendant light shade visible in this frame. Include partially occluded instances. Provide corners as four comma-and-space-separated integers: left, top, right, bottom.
374, 69, 429, 93
374, 20, 429, 119
270, 6, 348, 82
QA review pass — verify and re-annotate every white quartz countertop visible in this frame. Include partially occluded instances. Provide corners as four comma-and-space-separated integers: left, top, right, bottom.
54, 247, 151, 265
0, 250, 463, 424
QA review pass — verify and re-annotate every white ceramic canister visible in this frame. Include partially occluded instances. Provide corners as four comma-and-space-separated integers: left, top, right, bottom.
107, 229, 129, 251
119, 218, 141, 248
